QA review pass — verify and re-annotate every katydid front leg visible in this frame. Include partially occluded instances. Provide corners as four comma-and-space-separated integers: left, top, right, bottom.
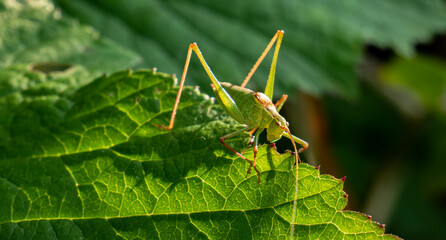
273, 94, 309, 153
284, 132, 309, 153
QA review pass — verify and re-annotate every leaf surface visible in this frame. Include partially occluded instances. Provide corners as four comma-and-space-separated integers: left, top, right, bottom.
0, 0, 140, 76
0, 0, 140, 144
0, 69, 400, 239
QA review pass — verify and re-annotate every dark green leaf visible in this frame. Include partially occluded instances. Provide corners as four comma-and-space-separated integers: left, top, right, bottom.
0, 0, 141, 145
54, 0, 446, 98
379, 55, 446, 115
0, 0, 140, 76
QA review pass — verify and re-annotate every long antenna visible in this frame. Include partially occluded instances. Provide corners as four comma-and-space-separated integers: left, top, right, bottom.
285, 128, 300, 239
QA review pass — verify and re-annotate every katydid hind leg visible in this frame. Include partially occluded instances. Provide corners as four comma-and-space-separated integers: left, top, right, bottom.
191, 43, 245, 122
240, 30, 284, 90
157, 43, 244, 130
264, 30, 284, 99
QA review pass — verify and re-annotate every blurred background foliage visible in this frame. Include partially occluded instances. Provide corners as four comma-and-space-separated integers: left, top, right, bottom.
2, 0, 446, 239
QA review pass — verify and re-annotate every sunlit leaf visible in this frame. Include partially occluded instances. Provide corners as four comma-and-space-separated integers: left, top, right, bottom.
0, 69, 400, 239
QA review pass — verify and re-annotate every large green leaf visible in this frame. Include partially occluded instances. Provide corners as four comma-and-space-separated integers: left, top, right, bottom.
0, 69, 400, 239
0, 0, 140, 76
0, 64, 85, 145
0, 0, 141, 145
54, 0, 446, 98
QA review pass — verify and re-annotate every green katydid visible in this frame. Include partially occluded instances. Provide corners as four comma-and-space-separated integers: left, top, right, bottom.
157, 30, 308, 237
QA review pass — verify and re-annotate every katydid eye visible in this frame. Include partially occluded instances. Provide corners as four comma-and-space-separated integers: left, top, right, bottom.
276, 122, 281, 126
254, 92, 272, 105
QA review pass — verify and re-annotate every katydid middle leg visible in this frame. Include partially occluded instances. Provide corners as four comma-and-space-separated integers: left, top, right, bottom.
246, 128, 264, 179
274, 94, 288, 110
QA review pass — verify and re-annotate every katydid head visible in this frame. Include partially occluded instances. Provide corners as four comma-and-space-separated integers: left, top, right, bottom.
266, 116, 288, 142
